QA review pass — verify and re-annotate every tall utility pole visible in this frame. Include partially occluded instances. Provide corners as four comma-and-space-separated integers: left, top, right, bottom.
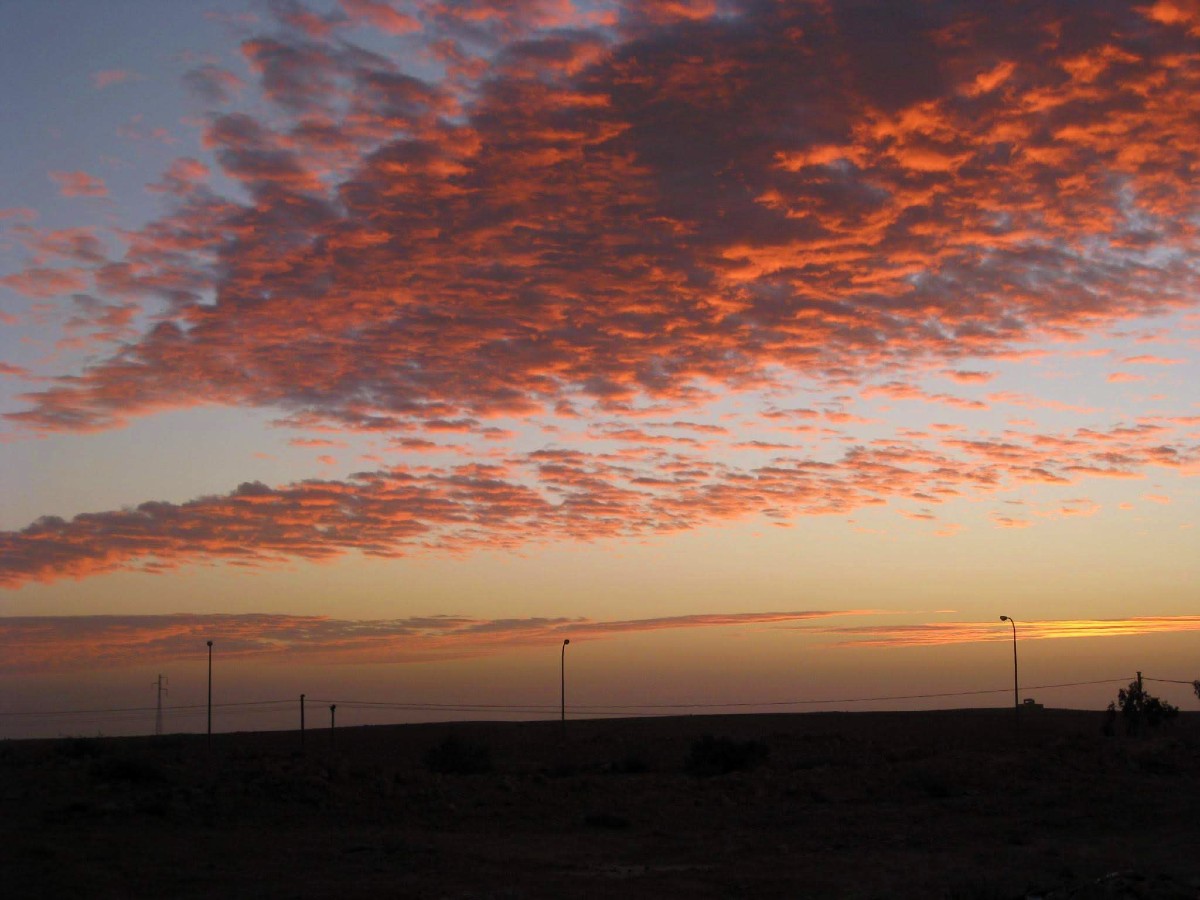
206, 640, 214, 747
153, 674, 168, 736
560, 639, 570, 736
999, 616, 1018, 716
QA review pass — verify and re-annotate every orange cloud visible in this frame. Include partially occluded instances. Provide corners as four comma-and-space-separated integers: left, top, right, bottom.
811, 616, 1200, 648
1, 0, 1197, 586
9, 1, 1197, 437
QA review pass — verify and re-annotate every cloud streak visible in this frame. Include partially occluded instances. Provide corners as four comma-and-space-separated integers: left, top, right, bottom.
3, 611, 1195, 674
0, 609, 877, 673
2, 411, 1197, 587
809, 616, 1200, 648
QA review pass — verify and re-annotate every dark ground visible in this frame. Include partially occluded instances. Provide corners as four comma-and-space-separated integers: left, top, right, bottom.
3, 709, 1198, 899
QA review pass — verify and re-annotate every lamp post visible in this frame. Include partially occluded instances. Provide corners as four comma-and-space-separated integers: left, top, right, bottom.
560, 639, 570, 728
206, 640, 213, 746
999, 616, 1018, 713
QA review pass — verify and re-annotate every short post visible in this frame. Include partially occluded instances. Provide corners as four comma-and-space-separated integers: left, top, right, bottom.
300, 694, 306, 747
329, 704, 336, 750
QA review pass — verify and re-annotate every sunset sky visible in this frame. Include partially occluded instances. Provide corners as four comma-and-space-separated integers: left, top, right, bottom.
1, 0, 1197, 738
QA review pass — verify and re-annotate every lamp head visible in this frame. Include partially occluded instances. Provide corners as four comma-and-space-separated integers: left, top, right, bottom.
999, 616, 1009, 622
207, 640, 213, 647
563, 638, 570, 645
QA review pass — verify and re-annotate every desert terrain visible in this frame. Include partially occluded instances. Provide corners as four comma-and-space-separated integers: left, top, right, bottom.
2, 708, 1198, 898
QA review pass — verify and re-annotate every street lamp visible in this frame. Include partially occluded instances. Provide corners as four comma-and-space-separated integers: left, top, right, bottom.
999, 616, 1018, 713
206, 640, 214, 745
560, 639, 570, 726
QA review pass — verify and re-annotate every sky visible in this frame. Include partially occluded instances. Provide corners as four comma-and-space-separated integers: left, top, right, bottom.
1, 0, 1198, 738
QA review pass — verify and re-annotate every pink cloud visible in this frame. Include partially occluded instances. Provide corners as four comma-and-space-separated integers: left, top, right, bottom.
339, 0, 421, 34
0, 207, 37, 222
48, 170, 108, 198
1121, 355, 1185, 365
91, 69, 136, 89
941, 370, 995, 384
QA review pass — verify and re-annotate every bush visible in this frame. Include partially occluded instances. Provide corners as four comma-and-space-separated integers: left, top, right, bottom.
1105, 680, 1178, 736
423, 734, 494, 775
685, 735, 768, 777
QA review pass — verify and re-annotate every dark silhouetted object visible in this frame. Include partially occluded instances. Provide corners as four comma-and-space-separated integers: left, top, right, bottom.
329, 704, 336, 749
999, 616, 1018, 713
560, 638, 570, 734
153, 674, 168, 736
300, 693, 306, 747
206, 640, 213, 747
1106, 672, 1179, 736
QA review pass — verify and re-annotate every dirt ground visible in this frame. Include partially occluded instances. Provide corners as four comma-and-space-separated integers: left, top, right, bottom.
3, 709, 1198, 898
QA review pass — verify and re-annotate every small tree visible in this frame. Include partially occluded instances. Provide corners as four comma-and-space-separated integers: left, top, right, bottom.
1106, 679, 1178, 736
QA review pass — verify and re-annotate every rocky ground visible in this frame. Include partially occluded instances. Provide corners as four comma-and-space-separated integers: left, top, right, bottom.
3, 709, 1198, 898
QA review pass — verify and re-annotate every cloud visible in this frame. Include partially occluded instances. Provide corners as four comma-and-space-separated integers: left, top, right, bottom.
0, 609, 879, 673
4, 413, 1197, 587
47, 171, 108, 198
809, 616, 1200, 648
1120, 355, 1185, 365
91, 70, 136, 90
7, 0, 1196, 436
2, 0, 1198, 585
339, 0, 421, 34
182, 65, 246, 104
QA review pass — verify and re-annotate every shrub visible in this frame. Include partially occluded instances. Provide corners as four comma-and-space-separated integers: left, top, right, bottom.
685, 735, 768, 777
423, 734, 494, 775
1106, 680, 1178, 736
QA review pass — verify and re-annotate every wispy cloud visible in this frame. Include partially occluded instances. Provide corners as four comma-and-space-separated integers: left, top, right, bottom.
47, 170, 107, 198
808, 616, 1200, 648
91, 69, 137, 90
0, 609, 881, 673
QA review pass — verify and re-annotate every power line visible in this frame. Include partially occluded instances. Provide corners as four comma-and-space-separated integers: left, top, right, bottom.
315, 677, 1134, 714
0, 676, 1142, 728
0, 699, 294, 718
